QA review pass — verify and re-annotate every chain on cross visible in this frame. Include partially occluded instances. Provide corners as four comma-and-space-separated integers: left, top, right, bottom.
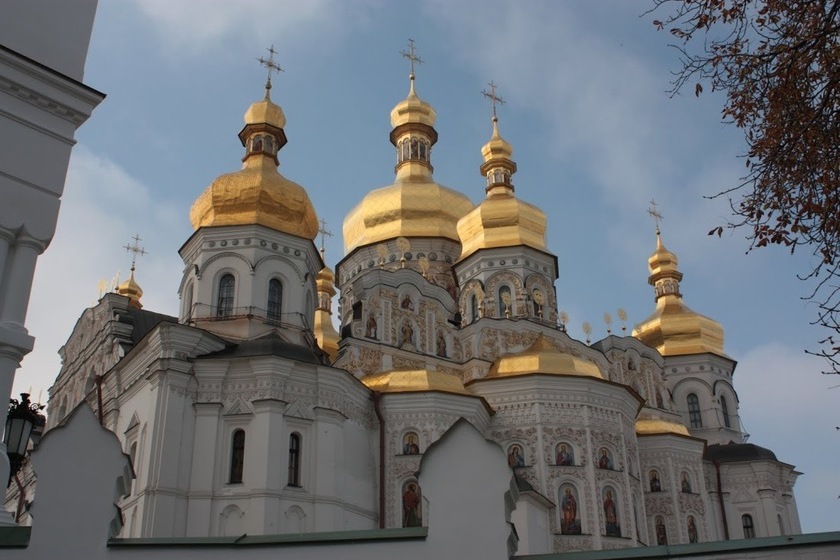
648, 199, 663, 234
318, 218, 333, 258
257, 45, 284, 93
123, 233, 147, 268
481, 80, 505, 119
400, 39, 424, 77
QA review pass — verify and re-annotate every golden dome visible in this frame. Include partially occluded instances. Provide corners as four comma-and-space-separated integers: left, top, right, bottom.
343, 74, 473, 253
344, 181, 474, 253
244, 94, 286, 129
314, 265, 339, 362
632, 233, 727, 357
457, 118, 547, 261
361, 369, 471, 396
487, 335, 603, 379
390, 75, 436, 129
635, 418, 691, 437
117, 267, 143, 309
189, 90, 318, 240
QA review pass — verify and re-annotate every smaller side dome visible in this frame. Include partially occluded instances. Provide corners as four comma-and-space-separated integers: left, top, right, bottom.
457, 116, 548, 261
314, 265, 339, 362
635, 418, 690, 437
361, 369, 471, 396
632, 232, 727, 358
487, 335, 603, 379
244, 96, 286, 129
117, 267, 143, 309
390, 75, 436, 129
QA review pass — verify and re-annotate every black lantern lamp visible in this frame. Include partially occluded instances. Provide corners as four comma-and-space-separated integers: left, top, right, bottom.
5, 393, 44, 487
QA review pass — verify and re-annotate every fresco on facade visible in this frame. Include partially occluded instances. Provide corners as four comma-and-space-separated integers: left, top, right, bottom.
402, 480, 422, 527
603, 486, 621, 537
507, 444, 525, 468
556, 443, 574, 466
402, 432, 420, 455
559, 483, 581, 535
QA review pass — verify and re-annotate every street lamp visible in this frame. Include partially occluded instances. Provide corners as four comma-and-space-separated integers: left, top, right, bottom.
4, 393, 44, 487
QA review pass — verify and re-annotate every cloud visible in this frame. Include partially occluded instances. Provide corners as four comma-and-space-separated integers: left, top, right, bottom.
16, 146, 185, 399
128, 0, 379, 54
735, 342, 840, 532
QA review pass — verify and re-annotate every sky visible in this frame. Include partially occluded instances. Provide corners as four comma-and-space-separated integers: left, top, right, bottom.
12, 0, 839, 533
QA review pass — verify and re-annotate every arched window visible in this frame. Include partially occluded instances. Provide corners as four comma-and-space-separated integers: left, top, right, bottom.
267, 278, 282, 323
649, 470, 662, 492
470, 294, 479, 323
184, 283, 194, 321
687, 393, 703, 428
410, 138, 419, 159
264, 135, 274, 154
253, 136, 263, 153
742, 514, 755, 538
217, 274, 235, 318
129, 442, 139, 494
418, 140, 427, 160
498, 285, 512, 318
288, 433, 301, 487
401, 140, 409, 161
229, 429, 245, 483
721, 395, 732, 428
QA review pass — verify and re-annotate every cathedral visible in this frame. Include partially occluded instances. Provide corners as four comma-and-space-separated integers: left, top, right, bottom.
31, 49, 800, 554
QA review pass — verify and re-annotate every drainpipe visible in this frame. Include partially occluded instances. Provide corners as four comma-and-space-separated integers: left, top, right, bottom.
373, 391, 386, 528
714, 460, 729, 540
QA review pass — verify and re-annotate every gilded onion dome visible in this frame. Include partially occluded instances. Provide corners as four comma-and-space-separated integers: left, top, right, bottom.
361, 369, 471, 396
314, 264, 340, 362
632, 232, 727, 357
343, 73, 473, 253
635, 418, 691, 437
457, 116, 547, 261
487, 335, 603, 379
189, 85, 318, 240
117, 265, 143, 310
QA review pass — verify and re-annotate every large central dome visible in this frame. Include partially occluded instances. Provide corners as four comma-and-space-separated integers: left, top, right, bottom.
343, 75, 473, 253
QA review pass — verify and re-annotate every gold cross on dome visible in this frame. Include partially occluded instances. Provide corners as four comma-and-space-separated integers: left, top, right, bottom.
481, 80, 505, 119
123, 233, 147, 268
400, 39, 424, 76
648, 199, 663, 234
318, 218, 333, 257
257, 45, 284, 92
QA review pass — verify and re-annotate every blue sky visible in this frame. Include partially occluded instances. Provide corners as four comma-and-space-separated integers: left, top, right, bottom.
15, 0, 839, 533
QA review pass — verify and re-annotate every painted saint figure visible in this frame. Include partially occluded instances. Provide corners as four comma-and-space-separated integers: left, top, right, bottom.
402, 482, 422, 527
681, 473, 692, 493
656, 516, 668, 545
400, 320, 414, 347
403, 432, 420, 455
687, 515, 698, 543
598, 448, 614, 470
556, 443, 574, 466
649, 470, 661, 492
603, 488, 621, 537
507, 444, 525, 468
401, 295, 412, 309
560, 484, 581, 535
365, 313, 377, 339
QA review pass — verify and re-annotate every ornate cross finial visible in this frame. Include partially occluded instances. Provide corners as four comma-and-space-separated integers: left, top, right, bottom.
400, 38, 424, 77
481, 80, 506, 119
648, 199, 663, 235
123, 234, 147, 270
318, 218, 333, 258
257, 45, 284, 96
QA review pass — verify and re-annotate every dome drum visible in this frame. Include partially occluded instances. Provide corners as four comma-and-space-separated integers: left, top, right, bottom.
389, 122, 438, 147
238, 122, 287, 161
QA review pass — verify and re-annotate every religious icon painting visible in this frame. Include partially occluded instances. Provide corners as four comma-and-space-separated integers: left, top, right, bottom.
402, 431, 420, 455
687, 515, 699, 543
655, 515, 668, 545
507, 444, 525, 469
597, 447, 614, 470
649, 469, 662, 492
402, 480, 422, 528
559, 483, 581, 535
602, 486, 621, 538
555, 442, 574, 466
681, 472, 692, 493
